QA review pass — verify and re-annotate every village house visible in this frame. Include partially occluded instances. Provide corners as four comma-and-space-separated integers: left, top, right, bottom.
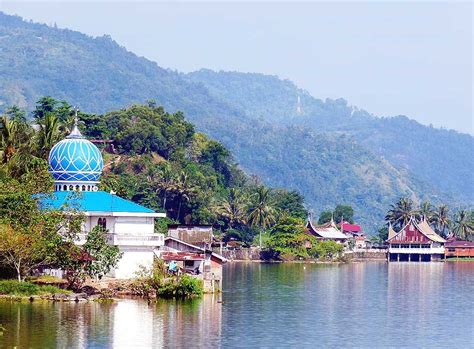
156, 237, 227, 293
338, 221, 368, 249
387, 216, 446, 262
445, 240, 474, 259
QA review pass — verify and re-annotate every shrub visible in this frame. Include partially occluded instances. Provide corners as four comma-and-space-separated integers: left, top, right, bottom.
0, 280, 68, 296
157, 275, 203, 299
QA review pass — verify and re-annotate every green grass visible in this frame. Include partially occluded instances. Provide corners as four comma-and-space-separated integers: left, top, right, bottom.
0, 280, 70, 296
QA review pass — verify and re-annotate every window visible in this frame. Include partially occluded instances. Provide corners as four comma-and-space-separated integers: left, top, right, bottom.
82, 185, 86, 191
97, 217, 107, 231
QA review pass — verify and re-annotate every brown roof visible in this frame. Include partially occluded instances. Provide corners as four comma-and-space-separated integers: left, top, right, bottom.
160, 251, 205, 261
445, 240, 474, 248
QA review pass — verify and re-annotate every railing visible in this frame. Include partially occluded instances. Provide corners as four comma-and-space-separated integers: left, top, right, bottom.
73, 233, 164, 246
388, 247, 445, 254
108, 233, 164, 246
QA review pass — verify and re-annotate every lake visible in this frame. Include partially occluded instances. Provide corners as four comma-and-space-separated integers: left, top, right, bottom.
0, 262, 473, 348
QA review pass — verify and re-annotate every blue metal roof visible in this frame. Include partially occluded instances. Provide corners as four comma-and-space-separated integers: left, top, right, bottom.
39, 191, 155, 213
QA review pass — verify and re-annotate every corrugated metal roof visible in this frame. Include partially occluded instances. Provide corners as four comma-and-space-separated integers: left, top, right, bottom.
38, 191, 156, 214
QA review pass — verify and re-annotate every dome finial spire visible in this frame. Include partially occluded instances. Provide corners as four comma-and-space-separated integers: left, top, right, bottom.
67, 106, 83, 139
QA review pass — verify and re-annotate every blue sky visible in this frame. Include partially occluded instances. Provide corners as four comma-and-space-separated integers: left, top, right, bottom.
1, 1, 472, 134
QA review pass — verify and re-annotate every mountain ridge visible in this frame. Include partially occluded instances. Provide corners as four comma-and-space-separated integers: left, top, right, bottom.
0, 12, 471, 231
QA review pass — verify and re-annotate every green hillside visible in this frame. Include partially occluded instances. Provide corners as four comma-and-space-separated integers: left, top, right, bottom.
0, 12, 471, 231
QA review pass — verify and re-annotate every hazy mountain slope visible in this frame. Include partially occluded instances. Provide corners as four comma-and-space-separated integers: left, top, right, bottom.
186, 70, 474, 203
0, 12, 466, 230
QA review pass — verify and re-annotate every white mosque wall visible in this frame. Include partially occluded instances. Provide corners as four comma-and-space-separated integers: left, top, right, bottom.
113, 246, 156, 279
83, 215, 155, 235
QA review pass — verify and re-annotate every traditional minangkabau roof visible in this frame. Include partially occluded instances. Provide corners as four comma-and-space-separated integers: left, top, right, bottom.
387, 216, 446, 243
38, 191, 164, 217
306, 219, 347, 240
388, 223, 397, 240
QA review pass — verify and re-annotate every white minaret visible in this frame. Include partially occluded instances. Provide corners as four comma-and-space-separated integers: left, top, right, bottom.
296, 96, 302, 114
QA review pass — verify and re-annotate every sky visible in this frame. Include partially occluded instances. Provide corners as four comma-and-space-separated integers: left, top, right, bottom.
1, 1, 472, 134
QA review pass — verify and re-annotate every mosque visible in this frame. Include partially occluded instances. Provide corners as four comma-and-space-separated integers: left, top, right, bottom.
41, 121, 166, 278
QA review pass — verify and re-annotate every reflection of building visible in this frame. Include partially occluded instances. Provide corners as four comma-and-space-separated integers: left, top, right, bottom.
445, 240, 474, 259
40, 121, 165, 278
158, 237, 227, 292
306, 219, 347, 243
387, 217, 446, 262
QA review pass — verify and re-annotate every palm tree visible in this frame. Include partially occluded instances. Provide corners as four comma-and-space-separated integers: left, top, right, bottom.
174, 171, 196, 222
247, 186, 277, 248
452, 210, 474, 240
385, 197, 416, 229
432, 205, 450, 238
37, 113, 60, 158
214, 188, 248, 229
418, 201, 434, 223
0, 115, 18, 163
155, 165, 176, 211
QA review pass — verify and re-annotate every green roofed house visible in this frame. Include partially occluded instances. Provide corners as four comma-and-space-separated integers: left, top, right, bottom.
39, 121, 166, 278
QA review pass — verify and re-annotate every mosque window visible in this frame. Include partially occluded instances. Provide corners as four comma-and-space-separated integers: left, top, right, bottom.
69, 185, 73, 191
97, 218, 107, 231
63, 185, 67, 191
75, 185, 80, 191
82, 185, 86, 191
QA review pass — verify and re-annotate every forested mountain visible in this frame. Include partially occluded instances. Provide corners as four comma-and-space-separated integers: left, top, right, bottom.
0, 12, 471, 231
186, 70, 474, 203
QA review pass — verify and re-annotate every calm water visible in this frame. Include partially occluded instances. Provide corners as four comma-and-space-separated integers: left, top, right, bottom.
0, 262, 473, 348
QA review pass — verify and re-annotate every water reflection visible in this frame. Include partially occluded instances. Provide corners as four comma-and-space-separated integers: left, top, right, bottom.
0, 262, 473, 348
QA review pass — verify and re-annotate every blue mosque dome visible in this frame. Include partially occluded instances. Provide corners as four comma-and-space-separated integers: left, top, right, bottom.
48, 124, 103, 184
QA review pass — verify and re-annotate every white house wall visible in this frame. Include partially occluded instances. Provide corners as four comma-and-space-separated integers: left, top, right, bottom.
113, 246, 156, 279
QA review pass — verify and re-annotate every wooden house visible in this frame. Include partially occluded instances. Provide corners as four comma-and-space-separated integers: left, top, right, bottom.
387, 217, 446, 262
445, 240, 474, 259
156, 236, 227, 293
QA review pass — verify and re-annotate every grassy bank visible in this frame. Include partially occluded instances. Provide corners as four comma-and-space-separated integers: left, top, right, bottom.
0, 280, 70, 297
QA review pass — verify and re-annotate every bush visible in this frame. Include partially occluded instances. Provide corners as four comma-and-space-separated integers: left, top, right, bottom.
157, 275, 203, 299
0, 280, 69, 296
0, 280, 39, 296
312, 241, 344, 261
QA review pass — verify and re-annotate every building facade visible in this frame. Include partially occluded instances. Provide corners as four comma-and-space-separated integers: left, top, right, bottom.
41, 122, 165, 278
387, 217, 446, 262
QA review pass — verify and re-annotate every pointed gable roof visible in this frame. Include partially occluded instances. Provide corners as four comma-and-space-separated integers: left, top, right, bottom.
388, 223, 397, 240
306, 219, 347, 240
387, 216, 446, 243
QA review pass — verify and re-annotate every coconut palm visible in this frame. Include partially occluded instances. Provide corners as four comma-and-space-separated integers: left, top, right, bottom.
214, 188, 248, 228
432, 205, 450, 238
37, 113, 60, 158
0, 115, 18, 163
418, 201, 434, 223
247, 186, 277, 247
385, 197, 417, 229
452, 210, 474, 240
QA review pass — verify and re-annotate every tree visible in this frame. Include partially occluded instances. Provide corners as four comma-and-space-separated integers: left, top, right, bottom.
247, 186, 277, 248
0, 115, 18, 163
452, 210, 474, 241
272, 190, 307, 220
432, 205, 450, 238
267, 216, 313, 259
83, 227, 122, 280
0, 223, 52, 281
385, 197, 417, 229
214, 188, 248, 229
333, 205, 354, 224
418, 201, 434, 222
318, 210, 333, 225
37, 113, 60, 158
